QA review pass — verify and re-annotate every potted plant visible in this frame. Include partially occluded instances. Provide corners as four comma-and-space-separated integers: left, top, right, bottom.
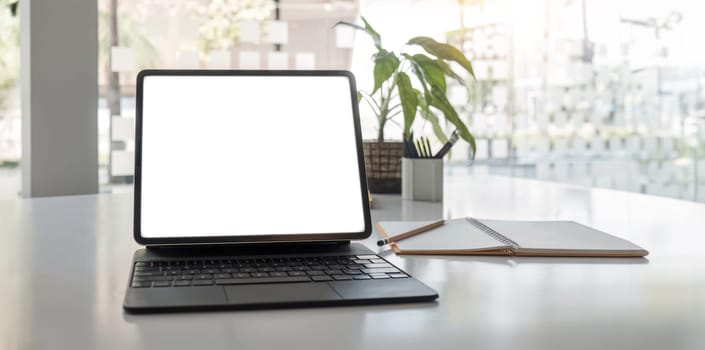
336, 17, 476, 193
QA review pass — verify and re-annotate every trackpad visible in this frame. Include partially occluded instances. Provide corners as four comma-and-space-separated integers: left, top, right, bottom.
224, 283, 341, 305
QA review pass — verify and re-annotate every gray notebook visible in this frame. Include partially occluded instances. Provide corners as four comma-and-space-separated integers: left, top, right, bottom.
376, 218, 648, 257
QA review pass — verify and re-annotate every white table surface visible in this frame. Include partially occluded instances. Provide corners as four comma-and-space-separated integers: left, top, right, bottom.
2, 172, 705, 350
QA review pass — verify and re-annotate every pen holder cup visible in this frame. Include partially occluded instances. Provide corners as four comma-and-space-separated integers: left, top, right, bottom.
402, 158, 443, 202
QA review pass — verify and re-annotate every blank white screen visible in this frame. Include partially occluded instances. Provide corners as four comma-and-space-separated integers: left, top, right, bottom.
140, 74, 366, 238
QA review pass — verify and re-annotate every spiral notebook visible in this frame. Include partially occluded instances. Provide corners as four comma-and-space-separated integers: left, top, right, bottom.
376, 218, 649, 257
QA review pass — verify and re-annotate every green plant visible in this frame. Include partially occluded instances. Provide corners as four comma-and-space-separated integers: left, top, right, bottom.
336, 17, 476, 153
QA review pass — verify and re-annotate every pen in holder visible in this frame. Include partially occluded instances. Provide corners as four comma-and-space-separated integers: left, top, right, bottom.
401, 157, 443, 202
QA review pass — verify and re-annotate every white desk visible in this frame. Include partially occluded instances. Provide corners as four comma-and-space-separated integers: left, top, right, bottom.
2, 173, 705, 350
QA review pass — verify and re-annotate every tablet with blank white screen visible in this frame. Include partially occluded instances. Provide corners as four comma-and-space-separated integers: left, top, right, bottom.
135, 71, 370, 244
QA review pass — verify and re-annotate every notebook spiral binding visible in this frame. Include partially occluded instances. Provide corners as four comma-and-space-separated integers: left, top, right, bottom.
466, 218, 520, 250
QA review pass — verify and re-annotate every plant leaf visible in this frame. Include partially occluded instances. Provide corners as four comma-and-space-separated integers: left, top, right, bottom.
396, 72, 418, 138
372, 49, 399, 94
428, 86, 475, 156
411, 54, 446, 93
334, 16, 382, 49
357, 91, 363, 104
435, 59, 465, 85
360, 17, 382, 49
407, 36, 475, 79
9, 1, 18, 16
416, 90, 448, 144
402, 54, 430, 97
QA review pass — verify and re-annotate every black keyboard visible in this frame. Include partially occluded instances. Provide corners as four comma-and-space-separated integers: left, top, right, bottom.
130, 254, 408, 288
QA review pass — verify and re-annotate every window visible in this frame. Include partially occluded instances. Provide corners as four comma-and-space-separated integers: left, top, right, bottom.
97, 0, 359, 192
0, 1, 19, 200
95, 0, 705, 203
444, 0, 705, 202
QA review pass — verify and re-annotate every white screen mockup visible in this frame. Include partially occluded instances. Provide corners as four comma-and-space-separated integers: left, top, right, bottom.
139, 74, 366, 239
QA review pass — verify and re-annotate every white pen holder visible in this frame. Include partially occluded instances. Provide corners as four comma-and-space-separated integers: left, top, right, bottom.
402, 158, 443, 202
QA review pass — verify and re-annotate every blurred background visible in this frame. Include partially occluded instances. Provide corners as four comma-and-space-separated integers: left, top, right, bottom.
0, 0, 703, 202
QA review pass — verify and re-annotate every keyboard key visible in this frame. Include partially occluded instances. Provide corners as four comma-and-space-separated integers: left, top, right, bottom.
353, 275, 371, 280
306, 270, 325, 276
215, 273, 232, 279
133, 276, 172, 282
233, 273, 251, 279
270, 272, 288, 278
364, 263, 392, 269
324, 270, 342, 275
194, 274, 212, 280
311, 276, 333, 282
332, 275, 353, 281
288, 271, 306, 277
251, 272, 270, 278
344, 269, 362, 275
192, 280, 214, 286
131, 281, 151, 288
215, 276, 311, 285
371, 274, 390, 279
134, 266, 159, 272
361, 268, 400, 274
356, 255, 378, 260
153, 281, 172, 287
134, 271, 164, 277
173, 280, 191, 287
354, 259, 370, 264
175, 275, 193, 280
389, 274, 408, 278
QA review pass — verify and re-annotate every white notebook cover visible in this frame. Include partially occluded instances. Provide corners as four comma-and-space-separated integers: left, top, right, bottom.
376, 218, 648, 257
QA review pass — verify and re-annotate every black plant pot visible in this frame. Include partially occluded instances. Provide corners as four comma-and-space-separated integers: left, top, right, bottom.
362, 141, 404, 193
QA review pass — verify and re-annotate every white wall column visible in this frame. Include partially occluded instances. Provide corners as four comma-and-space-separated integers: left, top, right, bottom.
20, 0, 98, 197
